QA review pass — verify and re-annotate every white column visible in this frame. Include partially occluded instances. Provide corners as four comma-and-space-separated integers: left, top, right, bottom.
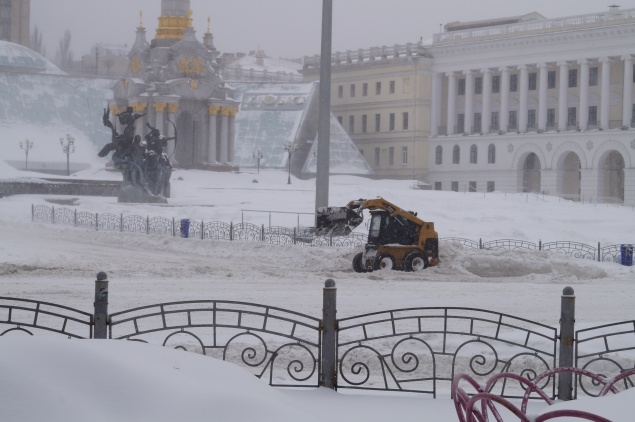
518, 65, 528, 132
538, 63, 548, 131
622, 55, 633, 127
600, 57, 611, 130
207, 106, 219, 163
228, 108, 237, 163
153, 103, 165, 135
558, 61, 569, 131
219, 107, 229, 163
500, 67, 510, 132
579, 59, 589, 130
482, 68, 492, 134
464, 70, 474, 134
430, 72, 441, 136
446, 72, 456, 135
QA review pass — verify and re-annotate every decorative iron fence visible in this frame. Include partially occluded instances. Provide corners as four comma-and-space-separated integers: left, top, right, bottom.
1, 277, 634, 400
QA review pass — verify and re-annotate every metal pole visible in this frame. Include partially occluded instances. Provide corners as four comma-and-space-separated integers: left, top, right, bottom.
558, 286, 575, 401
315, 0, 332, 219
321, 278, 337, 389
93, 271, 109, 339
288, 150, 292, 184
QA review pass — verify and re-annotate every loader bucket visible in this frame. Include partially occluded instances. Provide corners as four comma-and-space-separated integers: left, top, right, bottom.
314, 206, 364, 237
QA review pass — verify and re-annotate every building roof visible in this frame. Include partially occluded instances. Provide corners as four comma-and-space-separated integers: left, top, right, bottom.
0, 40, 63, 74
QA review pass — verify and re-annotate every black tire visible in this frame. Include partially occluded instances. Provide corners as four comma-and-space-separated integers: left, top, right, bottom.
373, 254, 395, 271
352, 252, 367, 273
404, 252, 428, 272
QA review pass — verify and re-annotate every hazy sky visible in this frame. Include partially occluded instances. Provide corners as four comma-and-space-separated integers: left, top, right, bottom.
32, 0, 635, 60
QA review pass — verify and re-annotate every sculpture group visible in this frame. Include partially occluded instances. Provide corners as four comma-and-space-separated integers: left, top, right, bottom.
98, 106, 173, 203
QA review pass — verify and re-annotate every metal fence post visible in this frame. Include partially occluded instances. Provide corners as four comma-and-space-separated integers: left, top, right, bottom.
31, 204, 34, 221
321, 279, 337, 389
558, 286, 575, 401
93, 271, 109, 339
597, 242, 601, 261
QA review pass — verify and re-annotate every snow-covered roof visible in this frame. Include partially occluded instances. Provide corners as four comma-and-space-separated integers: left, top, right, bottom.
226, 54, 302, 75
0, 41, 64, 75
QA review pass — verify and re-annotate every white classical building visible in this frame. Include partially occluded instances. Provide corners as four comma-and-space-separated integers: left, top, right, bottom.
427, 8, 635, 205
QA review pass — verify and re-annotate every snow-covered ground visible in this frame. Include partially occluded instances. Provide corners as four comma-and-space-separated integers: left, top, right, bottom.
1, 161, 634, 421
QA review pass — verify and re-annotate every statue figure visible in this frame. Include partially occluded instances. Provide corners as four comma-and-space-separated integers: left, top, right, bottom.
98, 105, 171, 203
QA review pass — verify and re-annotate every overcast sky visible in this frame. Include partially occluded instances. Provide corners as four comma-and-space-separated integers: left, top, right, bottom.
31, 0, 635, 60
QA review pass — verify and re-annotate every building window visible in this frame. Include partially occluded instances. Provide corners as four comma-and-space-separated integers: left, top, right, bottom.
474, 112, 482, 133
388, 147, 394, 165
338, 85, 343, 98
491, 111, 499, 131
567, 107, 577, 127
487, 181, 495, 192
402, 146, 408, 165
475, 77, 483, 95
362, 114, 367, 133
488, 144, 496, 164
548, 70, 556, 89
402, 112, 409, 130
374, 147, 380, 166
389, 80, 395, 94
434, 182, 442, 191
492, 75, 500, 93
528, 72, 537, 90
362, 83, 368, 96
337, 116, 343, 125
453, 145, 460, 164
568, 69, 578, 88
528, 109, 536, 129
457, 113, 465, 133
350, 84, 356, 97
435, 145, 443, 165
451, 181, 459, 192
508, 110, 518, 130
389, 113, 395, 131
510, 74, 518, 92
458, 78, 466, 95
375, 114, 381, 132
589, 67, 599, 86
469, 181, 477, 192
349, 115, 355, 133
375, 82, 381, 95
470, 144, 477, 164
547, 108, 556, 129
588, 106, 598, 126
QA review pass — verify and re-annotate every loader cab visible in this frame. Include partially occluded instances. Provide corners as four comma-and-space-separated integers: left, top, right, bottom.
368, 211, 420, 246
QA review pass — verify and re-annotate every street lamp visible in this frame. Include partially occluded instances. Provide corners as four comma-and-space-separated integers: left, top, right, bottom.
59, 133, 75, 176
253, 150, 263, 174
284, 141, 298, 184
19, 139, 33, 171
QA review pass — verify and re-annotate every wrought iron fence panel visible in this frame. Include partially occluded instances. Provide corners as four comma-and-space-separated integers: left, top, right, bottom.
264, 226, 295, 246
98, 213, 121, 231
541, 241, 596, 260
76, 210, 96, 229
32, 204, 52, 222
441, 237, 479, 249
575, 320, 635, 396
148, 216, 173, 236
203, 221, 231, 240
54, 207, 75, 226
233, 222, 262, 242
109, 300, 321, 388
482, 239, 538, 251
600, 244, 630, 263
0, 296, 93, 339
330, 233, 368, 248
122, 215, 147, 233
336, 307, 557, 397
187, 220, 202, 238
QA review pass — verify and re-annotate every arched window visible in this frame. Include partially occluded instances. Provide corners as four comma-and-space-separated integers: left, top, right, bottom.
435, 145, 443, 165
488, 144, 496, 164
453, 145, 460, 164
470, 144, 478, 164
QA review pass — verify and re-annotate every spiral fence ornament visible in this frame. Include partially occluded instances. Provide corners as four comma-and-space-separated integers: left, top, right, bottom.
54, 207, 75, 225
98, 213, 121, 231
233, 222, 261, 242
542, 241, 596, 260
122, 215, 147, 233
75, 211, 96, 229
149, 216, 173, 235
203, 221, 231, 240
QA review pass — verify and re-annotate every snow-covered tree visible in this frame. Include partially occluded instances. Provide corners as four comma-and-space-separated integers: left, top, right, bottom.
30, 26, 46, 57
54, 29, 74, 71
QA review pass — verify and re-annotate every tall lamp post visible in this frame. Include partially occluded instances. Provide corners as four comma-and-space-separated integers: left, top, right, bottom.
253, 150, 263, 174
59, 133, 75, 176
19, 139, 33, 171
284, 141, 298, 184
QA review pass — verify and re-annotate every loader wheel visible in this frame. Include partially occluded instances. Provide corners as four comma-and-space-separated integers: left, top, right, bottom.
373, 254, 395, 271
404, 252, 428, 272
352, 252, 367, 273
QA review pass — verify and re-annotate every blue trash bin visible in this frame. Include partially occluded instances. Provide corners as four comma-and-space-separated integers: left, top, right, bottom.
620, 244, 633, 266
180, 219, 190, 238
